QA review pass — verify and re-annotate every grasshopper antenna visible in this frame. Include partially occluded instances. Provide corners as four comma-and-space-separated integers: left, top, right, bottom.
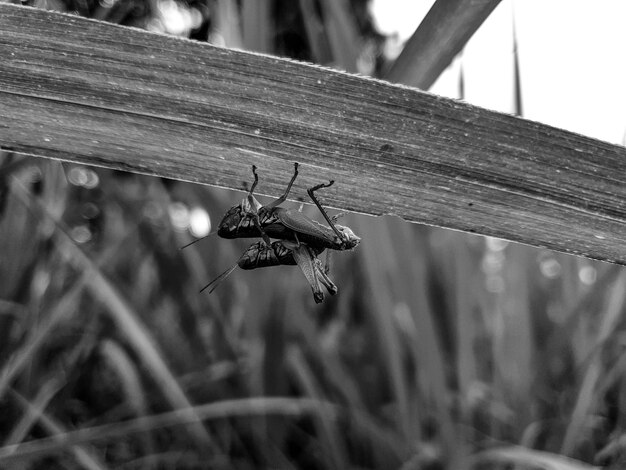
200, 262, 240, 294
179, 231, 217, 250
306, 181, 345, 240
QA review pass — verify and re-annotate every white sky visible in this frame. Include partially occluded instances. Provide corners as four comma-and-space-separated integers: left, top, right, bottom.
370, 0, 626, 145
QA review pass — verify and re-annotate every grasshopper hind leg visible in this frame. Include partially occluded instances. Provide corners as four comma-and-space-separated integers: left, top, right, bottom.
288, 242, 326, 303
315, 256, 337, 296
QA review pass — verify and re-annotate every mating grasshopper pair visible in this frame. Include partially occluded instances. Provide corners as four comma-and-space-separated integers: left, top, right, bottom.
203, 163, 360, 303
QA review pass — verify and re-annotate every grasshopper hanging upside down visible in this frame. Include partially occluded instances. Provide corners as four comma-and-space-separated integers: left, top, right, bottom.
194, 162, 360, 302
201, 240, 337, 303
217, 163, 360, 252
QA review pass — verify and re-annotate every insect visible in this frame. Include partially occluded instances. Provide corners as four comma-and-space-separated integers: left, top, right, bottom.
202, 240, 337, 303
217, 163, 360, 252
193, 163, 359, 302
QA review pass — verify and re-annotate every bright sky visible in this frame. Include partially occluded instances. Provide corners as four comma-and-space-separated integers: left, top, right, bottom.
370, 0, 626, 145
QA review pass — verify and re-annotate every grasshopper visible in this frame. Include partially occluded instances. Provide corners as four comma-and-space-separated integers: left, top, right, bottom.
191, 163, 358, 302
217, 163, 360, 252
202, 240, 337, 303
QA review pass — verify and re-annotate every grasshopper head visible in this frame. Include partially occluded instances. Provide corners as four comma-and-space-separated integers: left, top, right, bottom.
336, 225, 360, 250
217, 196, 262, 238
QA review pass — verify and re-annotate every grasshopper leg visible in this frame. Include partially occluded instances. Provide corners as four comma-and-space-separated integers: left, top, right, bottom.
246, 166, 261, 214
263, 162, 299, 211
243, 165, 275, 248
247, 203, 273, 248
314, 255, 337, 295
248, 165, 259, 195
323, 249, 332, 275
306, 180, 345, 241
289, 242, 325, 303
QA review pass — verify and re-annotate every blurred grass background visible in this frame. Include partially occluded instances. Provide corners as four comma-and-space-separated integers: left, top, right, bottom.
1, 1, 626, 469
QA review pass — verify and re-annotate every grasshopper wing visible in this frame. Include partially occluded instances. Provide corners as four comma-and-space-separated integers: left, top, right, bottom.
272, 208, 337, 248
